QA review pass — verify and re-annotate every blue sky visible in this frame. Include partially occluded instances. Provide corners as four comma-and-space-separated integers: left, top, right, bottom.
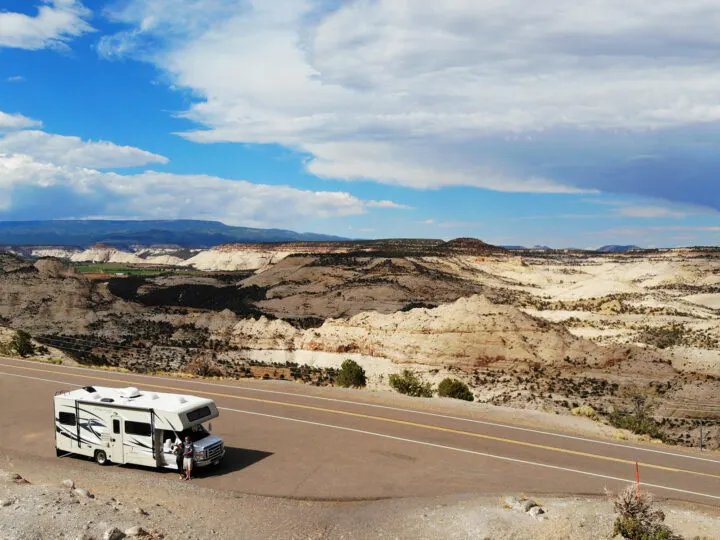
1, 1, 720, 248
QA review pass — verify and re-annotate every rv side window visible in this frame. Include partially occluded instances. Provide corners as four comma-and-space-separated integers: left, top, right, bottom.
58, 412, 76, 426
125, 421, 151, 437
113, 419, 120, 434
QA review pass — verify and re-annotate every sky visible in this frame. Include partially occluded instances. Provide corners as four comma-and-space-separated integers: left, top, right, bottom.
1, 1, 720, 248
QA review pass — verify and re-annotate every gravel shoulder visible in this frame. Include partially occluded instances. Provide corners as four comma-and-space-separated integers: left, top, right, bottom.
2, 450, 719, 540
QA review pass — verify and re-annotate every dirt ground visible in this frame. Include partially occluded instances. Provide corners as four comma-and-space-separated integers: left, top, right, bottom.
2, 449, 720, 540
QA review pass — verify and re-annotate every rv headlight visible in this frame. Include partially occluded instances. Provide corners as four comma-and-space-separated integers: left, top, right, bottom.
197, 449, 208, 460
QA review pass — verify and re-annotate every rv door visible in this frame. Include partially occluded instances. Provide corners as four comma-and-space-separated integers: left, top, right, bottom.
109, 415, 124, 464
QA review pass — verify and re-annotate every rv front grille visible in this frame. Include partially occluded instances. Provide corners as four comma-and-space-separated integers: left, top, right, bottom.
206, 441, 223, 460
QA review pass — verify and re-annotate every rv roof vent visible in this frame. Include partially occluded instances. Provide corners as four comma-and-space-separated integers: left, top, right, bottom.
177, 396, 187, 404
120, 387, 141, 399
150, 393, 159, 400
100, 398, 114, 403
83, 386, 97, 393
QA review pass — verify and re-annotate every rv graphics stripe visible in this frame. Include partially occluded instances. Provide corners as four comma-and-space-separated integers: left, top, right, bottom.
125, 438, 154, 455
78, 421, 103, 441
55, 423, 97, 446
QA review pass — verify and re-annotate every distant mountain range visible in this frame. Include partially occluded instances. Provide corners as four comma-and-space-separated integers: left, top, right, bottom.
596, 245, 641, 253
0, 220, 347, 249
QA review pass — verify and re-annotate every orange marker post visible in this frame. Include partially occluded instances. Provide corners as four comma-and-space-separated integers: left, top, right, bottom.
635, 462, 641, 500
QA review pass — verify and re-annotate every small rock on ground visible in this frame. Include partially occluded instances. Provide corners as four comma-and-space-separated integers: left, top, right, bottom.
74, 488, 93, 499
528, 506, 545, 518
125, 525, 146, 537
103, 526, 126, 540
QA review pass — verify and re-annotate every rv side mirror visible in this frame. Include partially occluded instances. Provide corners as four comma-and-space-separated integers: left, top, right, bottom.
208, 423, 213, 433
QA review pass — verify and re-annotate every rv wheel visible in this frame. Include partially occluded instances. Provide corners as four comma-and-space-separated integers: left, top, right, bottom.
94, 450, 108, 466
56, 447, 63, 457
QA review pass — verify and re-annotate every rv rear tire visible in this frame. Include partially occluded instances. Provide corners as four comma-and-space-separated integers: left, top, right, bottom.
94, 450, 108, 466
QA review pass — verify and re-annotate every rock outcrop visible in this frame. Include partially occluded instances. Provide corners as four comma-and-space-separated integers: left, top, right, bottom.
298, 295, 611, 368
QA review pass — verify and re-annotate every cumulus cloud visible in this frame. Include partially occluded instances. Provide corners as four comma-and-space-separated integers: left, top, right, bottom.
98, 0, 720, 203
0, 111, 42, 131
0, 153, 405, 225
0, 130, 168, 168
0, 0, 94, 50
6, 76, 25, 83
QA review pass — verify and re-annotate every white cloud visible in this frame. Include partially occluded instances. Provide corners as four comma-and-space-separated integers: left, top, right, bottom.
0, 130, 168, 168
6, 76, 25, 83
365, 199, 412, 209
303, 141, 589, 192
614, 205, 687, 219
0, 153, 406, 225
0, 0, 94, 50
0, 111, 42, 131
99, 0, 720, 194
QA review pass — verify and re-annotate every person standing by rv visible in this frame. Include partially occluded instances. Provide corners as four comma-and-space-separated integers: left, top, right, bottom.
173, 440, 184, 480
183, 436, 194, 480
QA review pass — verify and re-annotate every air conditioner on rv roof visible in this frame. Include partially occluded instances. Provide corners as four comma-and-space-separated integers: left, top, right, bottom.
120, 387, 141, 399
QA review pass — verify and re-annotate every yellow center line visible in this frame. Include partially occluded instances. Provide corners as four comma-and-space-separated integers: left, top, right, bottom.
4, 362, 720, 481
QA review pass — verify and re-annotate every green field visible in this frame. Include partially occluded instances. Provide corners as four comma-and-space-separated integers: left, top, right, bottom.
74, 263, 202, 276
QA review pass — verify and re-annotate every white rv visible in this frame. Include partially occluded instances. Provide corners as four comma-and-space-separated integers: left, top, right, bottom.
54, 385, 225, 469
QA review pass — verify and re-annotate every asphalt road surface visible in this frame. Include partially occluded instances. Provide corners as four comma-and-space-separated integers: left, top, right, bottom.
1, 356, 719, 505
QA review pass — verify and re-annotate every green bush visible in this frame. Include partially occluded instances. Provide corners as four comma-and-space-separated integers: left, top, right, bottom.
608, 411, 671, 443
12, 330, 34, 357
389, 370, 433, 398
437, 378, 473, 401
335, 359, 367, 388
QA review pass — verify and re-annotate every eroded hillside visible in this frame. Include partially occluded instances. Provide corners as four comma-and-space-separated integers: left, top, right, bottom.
1, 243, 719, 449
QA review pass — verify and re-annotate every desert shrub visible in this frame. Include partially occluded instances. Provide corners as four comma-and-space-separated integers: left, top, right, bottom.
437, 378, 473, 401
637, 324, 687, 349
12, 330, 34, 357
335, 359, 367, 388
610, 385, 671, 443
571, 405, 597, 420
184, 356, 224, 377
607, 485, 681, 540
389, 370, 433, 398
608, 411, 670, 442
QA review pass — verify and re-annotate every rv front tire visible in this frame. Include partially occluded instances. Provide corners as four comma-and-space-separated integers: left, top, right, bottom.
94, 450, 108, 466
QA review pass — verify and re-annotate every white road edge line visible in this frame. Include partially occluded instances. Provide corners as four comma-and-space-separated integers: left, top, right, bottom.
220, 406, 720, 503
1, 370, 717, 502
3, 357, 720, 465
0, 371, 82, 387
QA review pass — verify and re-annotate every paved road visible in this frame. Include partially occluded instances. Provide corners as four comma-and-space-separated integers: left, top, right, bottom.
1, 356, 719, 505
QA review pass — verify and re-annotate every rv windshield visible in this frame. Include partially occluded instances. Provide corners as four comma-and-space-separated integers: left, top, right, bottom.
176, 424, 209, 443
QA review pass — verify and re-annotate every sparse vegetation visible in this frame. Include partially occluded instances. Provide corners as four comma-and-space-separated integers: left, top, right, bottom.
335, 359, 367, 388
571, 405, 597, 420
389, 370, 434, 398
637, 324, 688, 349
609, 385, 671, 443
184, 356, 225, 377
437, 378, 474, 401
607, 485, 681, 540
12, 330, 35, 357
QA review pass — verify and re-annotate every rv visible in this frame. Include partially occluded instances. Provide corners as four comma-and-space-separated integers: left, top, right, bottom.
54, 385, 225, 469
